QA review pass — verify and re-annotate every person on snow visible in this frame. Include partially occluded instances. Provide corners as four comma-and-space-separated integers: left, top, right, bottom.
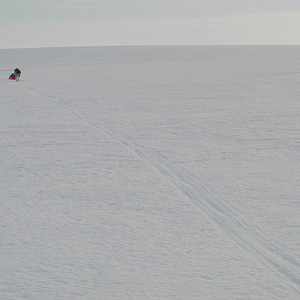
9, 68, 21, 81
14, 68, 21, 81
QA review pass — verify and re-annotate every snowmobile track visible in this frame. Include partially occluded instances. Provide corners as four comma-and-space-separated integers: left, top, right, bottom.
22, 84, 300, 299
71, 108, 300, 298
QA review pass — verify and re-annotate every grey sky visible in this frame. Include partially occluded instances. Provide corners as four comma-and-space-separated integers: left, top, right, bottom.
1, 0, 300, 48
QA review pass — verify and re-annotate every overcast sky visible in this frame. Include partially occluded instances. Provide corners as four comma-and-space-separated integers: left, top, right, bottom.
1, 0, 300, 48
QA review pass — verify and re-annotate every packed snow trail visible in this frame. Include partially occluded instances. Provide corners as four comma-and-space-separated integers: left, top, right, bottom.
23, 78, 300, 298
57, 102, 300, 298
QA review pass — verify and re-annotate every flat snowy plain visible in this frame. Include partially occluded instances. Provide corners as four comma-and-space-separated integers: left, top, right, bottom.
1, 46, 300, 299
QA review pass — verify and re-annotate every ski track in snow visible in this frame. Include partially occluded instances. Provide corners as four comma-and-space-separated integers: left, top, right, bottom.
24, 83, 300, 298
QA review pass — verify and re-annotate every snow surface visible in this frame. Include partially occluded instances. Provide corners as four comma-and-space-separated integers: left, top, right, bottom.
1, 46, 300, 299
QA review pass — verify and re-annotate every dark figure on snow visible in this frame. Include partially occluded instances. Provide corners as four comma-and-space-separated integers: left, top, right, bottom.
9, 68, 21, 81
14, 68, 21, 81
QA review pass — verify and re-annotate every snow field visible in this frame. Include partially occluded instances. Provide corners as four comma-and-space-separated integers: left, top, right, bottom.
1, 46, 300, 299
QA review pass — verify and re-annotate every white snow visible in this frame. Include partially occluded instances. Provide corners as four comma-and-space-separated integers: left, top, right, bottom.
1, 46, 300, 299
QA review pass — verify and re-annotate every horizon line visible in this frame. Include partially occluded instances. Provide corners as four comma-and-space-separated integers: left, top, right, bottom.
1, 44, 300, 51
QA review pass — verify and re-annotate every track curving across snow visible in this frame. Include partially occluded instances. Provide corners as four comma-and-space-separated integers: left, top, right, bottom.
22, 83, 300, 299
